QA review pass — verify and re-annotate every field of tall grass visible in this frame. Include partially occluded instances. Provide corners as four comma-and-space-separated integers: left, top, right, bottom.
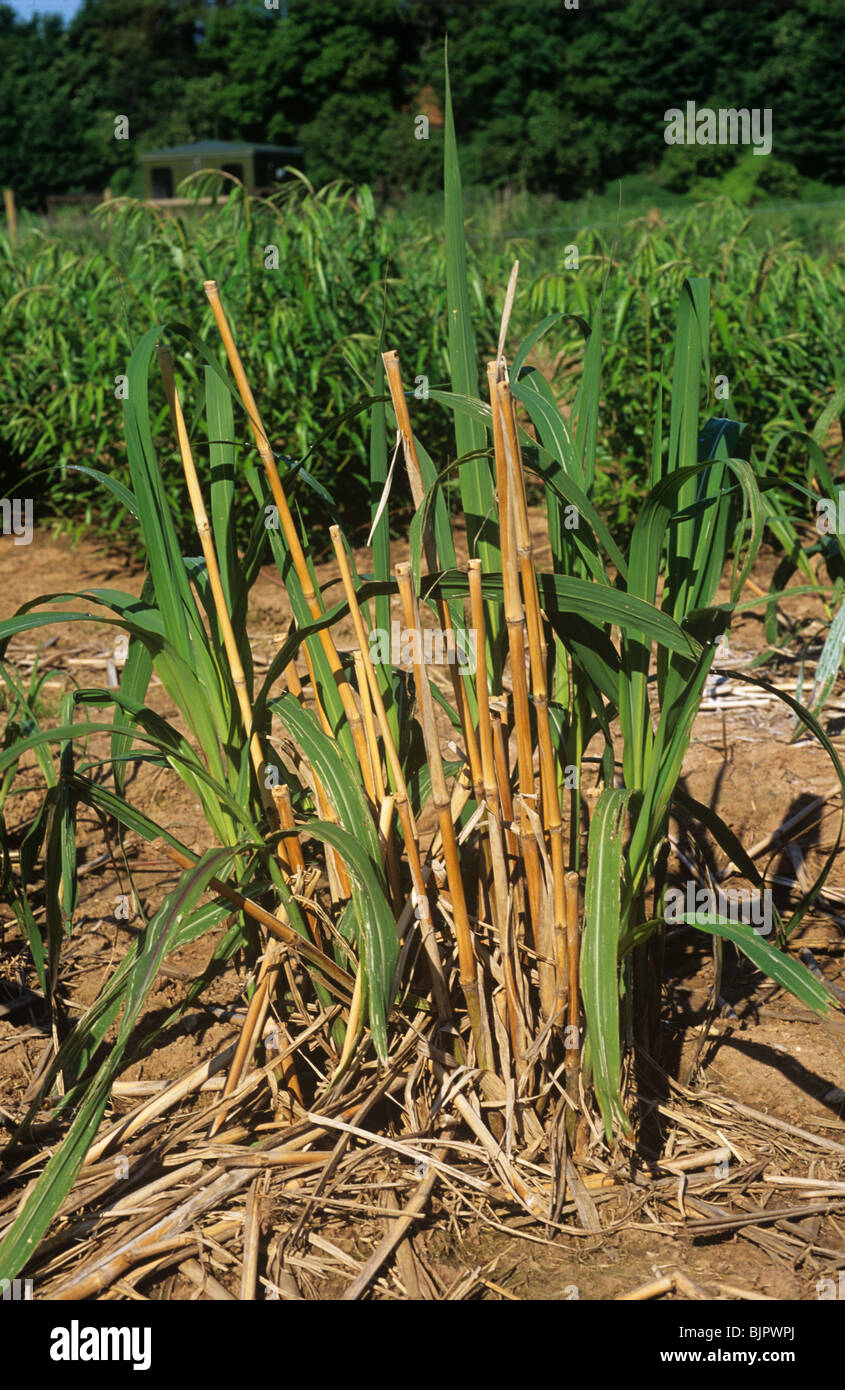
2, 170, 843, 545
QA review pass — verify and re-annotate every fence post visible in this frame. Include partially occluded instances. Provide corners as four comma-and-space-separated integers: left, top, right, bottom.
3, 188, 16, 244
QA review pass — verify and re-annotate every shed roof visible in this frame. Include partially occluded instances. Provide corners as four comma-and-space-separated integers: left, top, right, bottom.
139, 140, 303, 162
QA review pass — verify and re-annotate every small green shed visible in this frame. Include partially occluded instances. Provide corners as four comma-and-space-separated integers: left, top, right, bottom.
139, 140, 304, 200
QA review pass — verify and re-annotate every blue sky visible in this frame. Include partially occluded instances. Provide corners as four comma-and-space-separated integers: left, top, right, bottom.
9, 0, 83, 20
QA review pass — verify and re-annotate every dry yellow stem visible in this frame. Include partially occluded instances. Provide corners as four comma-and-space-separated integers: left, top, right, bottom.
395, 562, 489, 1066
203, 279, 371, 782
497, 377, 567, 1025
329, 526, 450, 1023
487, 361, 543, 944
382, 349, 484, 801
156, 345, 269, 806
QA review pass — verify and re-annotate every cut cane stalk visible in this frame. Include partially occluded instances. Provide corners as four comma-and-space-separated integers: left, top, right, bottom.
468, 560, 523, 1063
203, 279, 372, 783
157, 345, 273, 818
208, 938, 302, 1139
497, 376, 566, 1027
395, 562, 490, 1067
157, 841, 353, 999
353, 650, 383, 800
382, 349, 484, 804
329, 526, 451, 1024
564, 870, 582, 1094
274, 785, 327, 954
487, 361, 543, 945
490, 701, 519, 864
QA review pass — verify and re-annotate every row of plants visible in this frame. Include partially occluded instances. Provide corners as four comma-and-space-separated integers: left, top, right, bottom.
1, 173, 843, 548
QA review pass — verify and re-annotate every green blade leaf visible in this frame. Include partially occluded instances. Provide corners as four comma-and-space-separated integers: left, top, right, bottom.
582, 787, 635, 1142
0, 849, 235, 1283
442, 41, 500, 616
674, 914, 834, 1015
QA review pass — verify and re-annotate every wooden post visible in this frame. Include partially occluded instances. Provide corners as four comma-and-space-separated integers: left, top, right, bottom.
3, 188, 17, 244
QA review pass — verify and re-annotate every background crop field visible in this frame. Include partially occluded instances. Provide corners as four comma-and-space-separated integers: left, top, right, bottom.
2, 184, 843, 547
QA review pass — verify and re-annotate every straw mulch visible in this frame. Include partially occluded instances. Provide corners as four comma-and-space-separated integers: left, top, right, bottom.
3, 995, 844, 1300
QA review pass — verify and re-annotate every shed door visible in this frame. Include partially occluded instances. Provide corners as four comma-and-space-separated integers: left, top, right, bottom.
151, 167, 173, 199
221, 162, 244, 191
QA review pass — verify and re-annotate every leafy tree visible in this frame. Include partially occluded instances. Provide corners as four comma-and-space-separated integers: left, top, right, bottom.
0, 7, 96, 205
0, 0, 842, 209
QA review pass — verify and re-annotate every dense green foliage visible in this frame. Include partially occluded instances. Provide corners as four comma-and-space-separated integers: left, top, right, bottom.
0, 178, 504, 543
1, 0, 843, 208
1, 183, 842, 546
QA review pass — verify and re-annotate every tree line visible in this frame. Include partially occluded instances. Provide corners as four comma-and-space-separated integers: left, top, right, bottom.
1, 0, 841, 208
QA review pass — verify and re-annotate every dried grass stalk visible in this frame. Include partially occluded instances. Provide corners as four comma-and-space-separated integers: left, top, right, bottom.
382, 349, 483, 800
486, 361, 543, 946
395, 562, 489, 1065
497, 376, 567, 1026
468, 559, 524, 1063
329, 525, 451, 1023
156, 344, 270, 807
203, 279, 371, 781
